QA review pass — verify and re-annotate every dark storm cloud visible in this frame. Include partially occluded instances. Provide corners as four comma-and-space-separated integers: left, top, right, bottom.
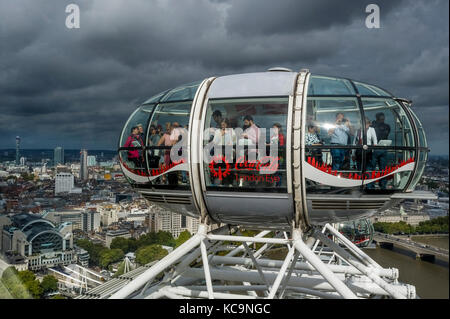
224, 0, 404, 35
0, 0, 448, 154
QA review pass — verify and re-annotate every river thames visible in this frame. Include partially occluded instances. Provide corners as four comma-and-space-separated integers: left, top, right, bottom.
364, 236, 449, 299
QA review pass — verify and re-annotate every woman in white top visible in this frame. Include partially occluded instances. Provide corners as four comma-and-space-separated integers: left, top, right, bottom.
213, 119, 236, 145
353, 117, 378, 146
353, 117, 378, 171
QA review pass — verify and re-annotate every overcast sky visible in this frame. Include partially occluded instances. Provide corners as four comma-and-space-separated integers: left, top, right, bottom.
0, 0, 448, 154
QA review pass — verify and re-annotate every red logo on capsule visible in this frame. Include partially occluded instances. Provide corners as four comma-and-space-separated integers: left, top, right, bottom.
209, 155, 231, 181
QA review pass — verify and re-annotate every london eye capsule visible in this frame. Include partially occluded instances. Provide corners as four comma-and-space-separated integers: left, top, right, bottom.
337, 219, 375, 248
118, 69, 430, 231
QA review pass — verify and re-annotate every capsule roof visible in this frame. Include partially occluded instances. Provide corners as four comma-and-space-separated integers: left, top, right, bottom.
142, 72, 393, 105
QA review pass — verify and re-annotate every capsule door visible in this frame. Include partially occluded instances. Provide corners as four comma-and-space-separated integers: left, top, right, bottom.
199, 96, 295, 229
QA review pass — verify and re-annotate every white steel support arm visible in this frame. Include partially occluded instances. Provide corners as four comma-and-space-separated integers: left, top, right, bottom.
109, 224, 207, 299
292, 229, 358, 299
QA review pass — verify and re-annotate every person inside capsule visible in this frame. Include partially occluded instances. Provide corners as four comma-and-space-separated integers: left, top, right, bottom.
328, 113, 351, 170
269, 123, 285, 187
157, 122, 173, 184
306, 123, 323, 166
123, 126, 144, 169
170, 121, 188, 184
148, 126, 160, 169
213, 118, 236, 146
372, 112, 391, 189
210, 118, 236, 186
212, 110, 224, 128
353, 116, 378, 188
237, 115, 260, 152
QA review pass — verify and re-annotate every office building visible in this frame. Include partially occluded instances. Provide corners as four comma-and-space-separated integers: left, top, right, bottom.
55, 173, 75, 194
105, 229, 131, 248
75, 247, 90, 267
153, 212, 200, 238
87, 155, 97, 167
0, 213, 75, 271
81, 210, 101, 232
45, 209, 84, 230
45, 209, 100, 232
15, 136, 20, 165
80, 149, 88, 181
54, 146, 64, 166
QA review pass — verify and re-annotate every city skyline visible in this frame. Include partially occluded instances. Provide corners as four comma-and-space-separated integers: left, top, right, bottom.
0, 0, 448, 155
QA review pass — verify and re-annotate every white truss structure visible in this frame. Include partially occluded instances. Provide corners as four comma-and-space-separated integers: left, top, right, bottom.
108, 223, 416, 299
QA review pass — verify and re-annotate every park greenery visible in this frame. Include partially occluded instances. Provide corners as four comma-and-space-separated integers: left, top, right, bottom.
76, 230, 182, 269
175, 230, 192, 248
135, 244, 168, 265
374, 216, 449, 235
0, 267, 58, 299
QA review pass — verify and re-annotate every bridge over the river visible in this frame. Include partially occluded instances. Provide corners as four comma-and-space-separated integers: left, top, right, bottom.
372, 232, 449, 262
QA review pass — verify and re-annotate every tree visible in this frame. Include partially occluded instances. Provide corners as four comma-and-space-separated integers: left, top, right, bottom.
110, 237, 131, 253
51, 294, 67, 299
136, 232, 158, 248
175, 230, 191, 248
113, 261, 127, 278
17, 270, 35, 283
25, 279, 43, 299
41, 275, 58, 294
17, 270, 42, 299
77, 239, 109, 267
136, 245, 168, 265
128, 238, 138, 252
99, 248, 124, 269
155, 231, 176, 247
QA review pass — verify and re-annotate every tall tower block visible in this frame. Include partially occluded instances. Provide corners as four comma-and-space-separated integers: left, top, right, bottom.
80, 149, 88, 181
15, 136, 20, 165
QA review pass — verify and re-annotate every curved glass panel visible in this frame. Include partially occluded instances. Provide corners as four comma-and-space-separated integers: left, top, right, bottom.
308, 76, 356, 95
306, 97, 361, 146
361, 99, 416, 192
203, 97, 289, 192
143, 90, 169, 104
364, 149, 415, 191
159, 81, 201, 102
119, 105, 155, 184
362, 98, 415, 148
31, 232, 63, 254
305, 97, 363, 194
408, 150, 427, 191
410, 110, 428, 149
146, 101, 192, 188
337, 219, 374, 247
354, 81, 391, 96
